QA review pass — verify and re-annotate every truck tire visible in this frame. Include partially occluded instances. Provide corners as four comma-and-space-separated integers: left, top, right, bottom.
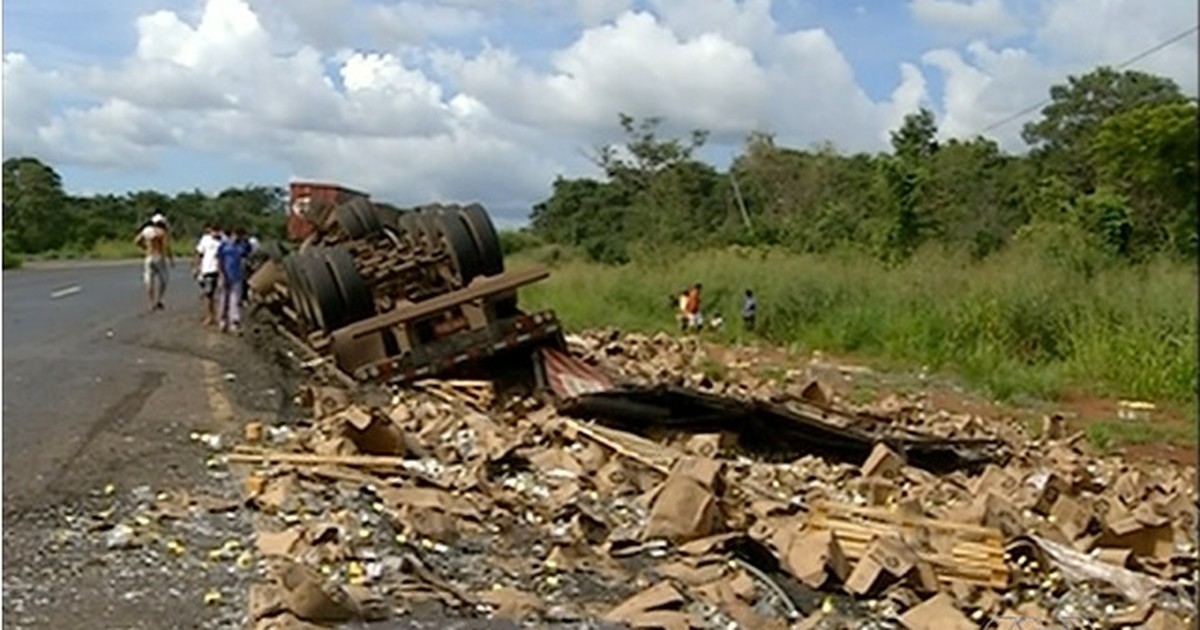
349, 198, 384, 236
434, 210, 483, 285
299, 250, 346, 332
282, 254, 315, 331
334, 202, 368, 240
460, 203, 504, 276
324, 245, 375, 324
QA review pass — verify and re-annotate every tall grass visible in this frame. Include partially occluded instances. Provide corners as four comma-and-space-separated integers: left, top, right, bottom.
514, 244, 1197, 405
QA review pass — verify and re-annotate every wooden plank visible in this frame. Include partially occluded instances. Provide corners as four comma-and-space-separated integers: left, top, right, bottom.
814, 501, 1003, 540
808, 516, 1004, 557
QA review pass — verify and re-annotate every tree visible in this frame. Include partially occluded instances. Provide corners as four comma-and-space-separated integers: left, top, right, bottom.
1022, 67, 1187, 188
588, 114, 710, 191
2, 157, 69, 252
890, 108, 939, 162
1090, 100, 1199, 255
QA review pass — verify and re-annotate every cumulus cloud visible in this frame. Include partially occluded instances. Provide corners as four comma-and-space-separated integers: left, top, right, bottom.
909, 0, 1023, 40
368, 2, 488, 46
2, 0, 1197, 221
922, 0, 1198, 150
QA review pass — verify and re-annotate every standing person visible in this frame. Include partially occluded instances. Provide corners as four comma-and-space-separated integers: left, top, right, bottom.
216, 227, 253, 333
741, 289, 758, 332
192, 223, 223, 326
676, 290, 690, 332
133, 212, 174, 311
685, 283, 703, 331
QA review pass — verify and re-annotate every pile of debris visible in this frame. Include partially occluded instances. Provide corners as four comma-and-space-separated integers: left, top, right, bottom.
221, 330, 1198, 629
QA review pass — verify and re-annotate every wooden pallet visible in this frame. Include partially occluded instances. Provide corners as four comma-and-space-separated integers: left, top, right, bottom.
807, 501, 1009, 589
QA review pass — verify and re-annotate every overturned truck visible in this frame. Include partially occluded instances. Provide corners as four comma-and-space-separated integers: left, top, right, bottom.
248, 181, 571, 389
247, 181, 1007, 475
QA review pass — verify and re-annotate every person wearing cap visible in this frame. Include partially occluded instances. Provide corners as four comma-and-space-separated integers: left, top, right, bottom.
134, 212, 174, 311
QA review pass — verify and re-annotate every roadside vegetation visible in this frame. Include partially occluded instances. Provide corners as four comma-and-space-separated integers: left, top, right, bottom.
513, 65, 1198, 447
1, 160, 287, 262
515, 244, 1195, 406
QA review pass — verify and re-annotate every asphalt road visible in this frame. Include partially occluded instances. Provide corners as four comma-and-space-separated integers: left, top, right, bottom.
1, 259, 241, 506
3, 261, 186, 508
2, 261, 299, 628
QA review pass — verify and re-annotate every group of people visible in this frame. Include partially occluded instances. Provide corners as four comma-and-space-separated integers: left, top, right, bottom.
133, 212, 258, 333
193, 222, 256, 333
671, 284, 759, 333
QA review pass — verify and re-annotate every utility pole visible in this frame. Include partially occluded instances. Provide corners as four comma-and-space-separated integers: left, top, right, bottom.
730, 172, 751, 229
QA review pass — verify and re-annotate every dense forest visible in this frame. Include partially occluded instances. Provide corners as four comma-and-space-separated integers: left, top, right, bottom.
525, 66, 1198, 266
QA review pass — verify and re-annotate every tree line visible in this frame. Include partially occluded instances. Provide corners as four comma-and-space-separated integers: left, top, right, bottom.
527, 66, 1199, 266
2, 157, 287, 259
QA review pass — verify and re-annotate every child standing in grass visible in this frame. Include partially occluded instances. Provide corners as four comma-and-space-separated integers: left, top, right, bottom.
742, 289, 757, 332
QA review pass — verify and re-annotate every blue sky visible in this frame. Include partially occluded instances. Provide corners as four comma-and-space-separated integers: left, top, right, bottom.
3, 0, 1196, 225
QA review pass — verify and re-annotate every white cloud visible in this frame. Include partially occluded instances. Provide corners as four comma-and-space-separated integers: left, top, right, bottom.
1035, 0, 1199, 93
576, 0, 632, 26
2, 0, 1196, 222
3, 53, 72, 162
923, 0, 1198, 150
910, 0, 1023, 40
368, 2, 488, 46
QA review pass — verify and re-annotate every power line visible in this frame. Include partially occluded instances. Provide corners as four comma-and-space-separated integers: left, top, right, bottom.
977, 24, 1199, 135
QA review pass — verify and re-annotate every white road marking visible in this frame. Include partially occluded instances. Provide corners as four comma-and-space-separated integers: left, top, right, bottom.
50, 285, 82, 299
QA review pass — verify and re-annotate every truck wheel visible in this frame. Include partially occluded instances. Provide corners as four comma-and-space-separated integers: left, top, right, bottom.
334, 202, 368, 240
349, 198, 384, 236
435, 210, 483, 285
282, 254, 315, 331
300, 250, 346, 332
460, 203, 504, 276
325, 245, 375, 324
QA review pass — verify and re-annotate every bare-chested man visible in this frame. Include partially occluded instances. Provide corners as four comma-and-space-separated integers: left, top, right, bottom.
134, 212, 174, 311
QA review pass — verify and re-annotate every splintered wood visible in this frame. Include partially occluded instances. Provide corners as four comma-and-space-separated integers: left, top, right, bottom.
414, 379, 495, 411
806, 501, 1009, 589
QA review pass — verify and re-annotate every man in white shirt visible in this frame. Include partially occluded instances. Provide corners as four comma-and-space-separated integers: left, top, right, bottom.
192, 223, 223, 326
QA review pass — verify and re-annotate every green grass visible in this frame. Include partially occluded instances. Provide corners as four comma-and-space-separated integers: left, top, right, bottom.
515, 243, 1198, 406
3, 248, 23, 269
1084, 418, 1197, 452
